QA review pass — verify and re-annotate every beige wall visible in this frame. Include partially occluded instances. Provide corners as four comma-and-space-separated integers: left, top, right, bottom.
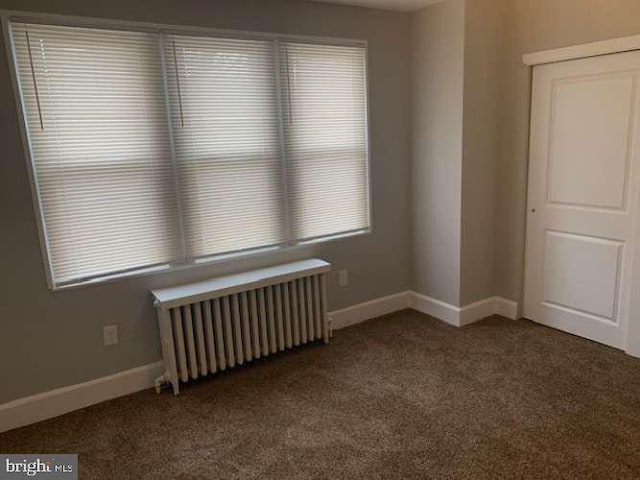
0, 0, 412, 403
412, 0, 505, 307
460, 0, 505, 305
411, 0, 465, 306
495, 0, 640, 304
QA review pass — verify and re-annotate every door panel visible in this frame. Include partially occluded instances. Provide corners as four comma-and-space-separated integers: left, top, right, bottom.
542, 231, 622, 321
547, 74, 634, 209
524, 51, 640, 349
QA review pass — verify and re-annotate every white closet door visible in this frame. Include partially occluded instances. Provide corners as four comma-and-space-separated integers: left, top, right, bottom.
524, 50, 640, 349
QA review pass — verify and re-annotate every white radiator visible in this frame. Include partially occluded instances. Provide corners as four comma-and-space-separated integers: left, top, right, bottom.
151, 259, 331, 394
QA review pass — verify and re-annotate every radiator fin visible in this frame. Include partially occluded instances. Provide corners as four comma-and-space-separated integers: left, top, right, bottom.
305, 277, 314, 342
231, 294, 244, 366
290, 280, 300, 346
283, 282, 293, 349
275, 284, 285, 352
249, 290, 261, 359
171, 307, 188, 383
298, 278, 308, 344
240, 292, 253, 362
202, 300, 217, 373
213, 299, 226, 370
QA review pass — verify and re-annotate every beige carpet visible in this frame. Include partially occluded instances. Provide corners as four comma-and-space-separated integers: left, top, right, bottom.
2, 310, 640, 479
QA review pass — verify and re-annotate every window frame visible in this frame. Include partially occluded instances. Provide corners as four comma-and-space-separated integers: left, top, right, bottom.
1, 11, 373, 291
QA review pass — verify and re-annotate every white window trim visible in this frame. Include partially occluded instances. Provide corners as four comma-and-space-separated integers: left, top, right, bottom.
1, 11, 373, 291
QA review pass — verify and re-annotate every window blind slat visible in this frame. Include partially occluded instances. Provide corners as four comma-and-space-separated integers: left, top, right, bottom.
12, 23, 181, 284
280, 43, 370, 241
164, 34, 285, 259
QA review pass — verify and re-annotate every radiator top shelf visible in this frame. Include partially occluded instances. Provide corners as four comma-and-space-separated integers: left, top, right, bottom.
152, 258, 331, 309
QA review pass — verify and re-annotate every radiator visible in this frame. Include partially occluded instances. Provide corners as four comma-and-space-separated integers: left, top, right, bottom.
151, 259, 331, 394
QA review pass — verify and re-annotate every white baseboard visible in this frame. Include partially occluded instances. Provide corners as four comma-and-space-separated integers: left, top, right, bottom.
331, 291, 519, 331
329, 291, 411, 330
411, 293, 520, 326
0, 292, 519, 433
460, 297, 502, 326
410, 292, 460, 326
495, 297, 519, 320
0, 361, 163, 433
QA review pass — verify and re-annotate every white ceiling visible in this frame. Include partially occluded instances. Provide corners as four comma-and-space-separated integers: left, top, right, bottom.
310, 0, 446, 12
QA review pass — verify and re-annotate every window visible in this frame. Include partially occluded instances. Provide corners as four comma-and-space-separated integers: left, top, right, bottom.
280, 43, 370, 241
11, 24, 181, 285
164, 34, 284, 259
10, 20, 370, 288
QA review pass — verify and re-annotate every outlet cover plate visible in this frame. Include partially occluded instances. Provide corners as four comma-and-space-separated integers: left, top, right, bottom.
103, 325, 118, 346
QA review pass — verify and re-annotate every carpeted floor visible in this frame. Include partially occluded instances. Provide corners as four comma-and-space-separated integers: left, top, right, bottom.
2, 310, 640, 479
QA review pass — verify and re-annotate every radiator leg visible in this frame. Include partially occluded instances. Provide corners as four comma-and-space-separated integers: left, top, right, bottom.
171, 378, 180, 396
155, 375, 164, 394
154, 373, 180, 395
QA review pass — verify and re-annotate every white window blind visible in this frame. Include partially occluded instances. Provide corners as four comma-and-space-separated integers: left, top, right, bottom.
10, 20, 370, 288
164, 34, 285, 259
280, 42, 370, 241
11, 23, 180, 285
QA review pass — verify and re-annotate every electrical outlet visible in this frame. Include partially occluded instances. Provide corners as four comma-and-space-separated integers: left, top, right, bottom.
103, 325, 119, 346
338, 269, 348, 287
